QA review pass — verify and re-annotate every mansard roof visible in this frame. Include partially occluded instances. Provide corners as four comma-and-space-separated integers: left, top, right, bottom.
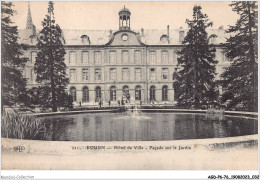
18, 28, 228, 46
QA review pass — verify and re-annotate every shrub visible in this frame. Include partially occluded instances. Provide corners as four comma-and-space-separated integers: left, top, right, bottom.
1, 112, 47, 140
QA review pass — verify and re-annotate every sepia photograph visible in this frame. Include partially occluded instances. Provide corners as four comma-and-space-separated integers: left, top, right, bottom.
1, 0, 258, 179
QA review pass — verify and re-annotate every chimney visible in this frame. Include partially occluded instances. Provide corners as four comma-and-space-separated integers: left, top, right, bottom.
179, 27, 184, 44
141, 28, 144, 36
167, 25, 170, 43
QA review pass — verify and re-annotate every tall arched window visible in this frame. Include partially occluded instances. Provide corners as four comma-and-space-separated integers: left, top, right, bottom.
95, 86, 101, 102
70, 87, 77, 102
162, 86, 168, 101
110, 86, 117, 101
150, 86, 156, 101
123, 85, 130, 100
135, 85, 141, 101
82, 86, 89, 102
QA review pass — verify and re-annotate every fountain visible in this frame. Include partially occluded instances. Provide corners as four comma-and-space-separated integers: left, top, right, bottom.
124, 103, 150, 120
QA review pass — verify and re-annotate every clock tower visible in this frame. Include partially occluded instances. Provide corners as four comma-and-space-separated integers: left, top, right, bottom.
119, 6, 131, 30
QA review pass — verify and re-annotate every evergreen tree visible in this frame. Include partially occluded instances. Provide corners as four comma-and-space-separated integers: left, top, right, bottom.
221, 1, 258, 112
35, 1, 69, 112
176, 6, 218, 109
1, 1, 28, 111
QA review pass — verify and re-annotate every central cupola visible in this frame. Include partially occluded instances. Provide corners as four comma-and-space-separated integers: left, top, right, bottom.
119, 6, 131, 30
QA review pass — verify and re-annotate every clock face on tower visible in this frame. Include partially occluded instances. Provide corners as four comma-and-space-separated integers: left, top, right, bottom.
122, 34, 128, 41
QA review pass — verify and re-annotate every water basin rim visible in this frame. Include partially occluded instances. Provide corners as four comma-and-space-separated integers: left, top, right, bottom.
31, 109, 258, 119
40, 113, 258, 121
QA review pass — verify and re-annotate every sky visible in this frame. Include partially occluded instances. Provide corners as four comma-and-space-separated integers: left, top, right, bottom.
11, 1, 239, 31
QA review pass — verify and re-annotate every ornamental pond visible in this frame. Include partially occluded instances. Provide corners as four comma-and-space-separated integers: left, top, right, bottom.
40, 111, 258, 141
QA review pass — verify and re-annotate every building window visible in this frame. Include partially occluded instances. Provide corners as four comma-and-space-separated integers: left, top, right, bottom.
222, 52, 226, 62
69, 69, 76, 82
82, 68, 89, 81
162, 86, 168, 101
161, 51, 168, 64
69, 51, 76, 64
122, 68, 129, 81
81, 35, 89, 44
109, 51, 117, 64
95, 86, 101, 102
209, 34, 217, 44
81, 51, 89, 64
209, 37, 216, 44
150, 68, 156, 80
150, 86, 156, 101
173, 50, 179, 64
160, 35, 168, 44
135, 68, 142, 81
110, 68, 117, 81
22, 69, 26, 78
135, 86, 142, 100
135, 50, 142, 64
31, 51, 37, 63
123, 86, 130, 100
31, 69, 34, 82
95, 68, 101, 80
162, 68, 168, 80
70, 87, 77, 102
94, 51, 101, 64
110, 86, 117, 101
149, 51, 156, 64
122, 50, 129, 63
82, 86, 89, 102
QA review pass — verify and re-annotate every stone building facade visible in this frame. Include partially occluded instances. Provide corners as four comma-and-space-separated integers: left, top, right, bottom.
19, 5, 229, 106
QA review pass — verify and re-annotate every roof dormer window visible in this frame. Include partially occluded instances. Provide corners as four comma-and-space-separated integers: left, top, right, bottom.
209, 34, 217, 44
160, 34, 168, 44
30, 35, 37, 44
81, 35, 90, 44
